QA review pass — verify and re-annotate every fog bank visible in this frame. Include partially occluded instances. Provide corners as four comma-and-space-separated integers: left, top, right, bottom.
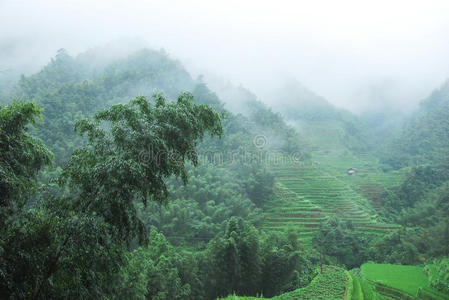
2, 0, 449, 113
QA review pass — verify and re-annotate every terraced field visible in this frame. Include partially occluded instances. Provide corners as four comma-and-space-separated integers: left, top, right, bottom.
264, 160, 401, 244
315, 151, 407, 211
263, 124, 405, 245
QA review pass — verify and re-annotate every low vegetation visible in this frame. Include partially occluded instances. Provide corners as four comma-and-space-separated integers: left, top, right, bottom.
273, 266, 348, 300
361, 262, 430, 296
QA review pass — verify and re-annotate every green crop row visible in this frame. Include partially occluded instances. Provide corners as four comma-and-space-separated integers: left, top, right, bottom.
273, 266, 348, 300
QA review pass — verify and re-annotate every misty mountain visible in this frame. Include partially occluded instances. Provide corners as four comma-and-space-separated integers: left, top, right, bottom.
262, 80, 372, 154
382, 80, 449, 168
8, 47, 307, 168
7, 48, 200, 165
2, 44, 449, 300
3, 1, 449, 298
269, 80, 342, 122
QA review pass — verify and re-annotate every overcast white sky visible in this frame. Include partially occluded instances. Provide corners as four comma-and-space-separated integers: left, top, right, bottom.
2, 0, 449, 112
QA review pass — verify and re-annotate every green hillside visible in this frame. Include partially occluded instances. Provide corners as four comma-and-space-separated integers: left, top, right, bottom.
258, 81, 410, 246
381, 81, 449, 168
262, 118, 405, 246
0, 48, 316, 299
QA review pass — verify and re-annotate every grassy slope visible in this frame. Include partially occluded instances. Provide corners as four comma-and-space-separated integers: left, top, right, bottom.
273, 266, 349, 300
219, 266, 349, 300
361, 262, 430, 296
350, 273, 363, 300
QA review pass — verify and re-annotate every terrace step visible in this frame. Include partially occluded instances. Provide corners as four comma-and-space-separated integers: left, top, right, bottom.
263, 153, 403, 245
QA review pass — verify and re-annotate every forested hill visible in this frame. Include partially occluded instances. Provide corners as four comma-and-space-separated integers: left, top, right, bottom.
10, 48, 196, 166
5, 46, 311, 248
380, 80, 449, 169
266, 80, 372, 155
1, 47, 318, 299
8, 48, 305, 167
270, 80, 348, 122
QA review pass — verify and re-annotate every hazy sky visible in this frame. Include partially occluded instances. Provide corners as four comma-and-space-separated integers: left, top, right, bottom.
2, 0, 449, 112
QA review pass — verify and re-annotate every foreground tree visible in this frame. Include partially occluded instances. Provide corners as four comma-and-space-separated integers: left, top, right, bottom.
0, 93, 222, 299
0, 101, 53, 299
201, 218, 313, 299
204, 217, 262, 297
0, 101, 52, 207
60, 92, 222, 244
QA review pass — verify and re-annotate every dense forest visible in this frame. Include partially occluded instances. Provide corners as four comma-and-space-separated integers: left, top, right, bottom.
1, 46, 449, 299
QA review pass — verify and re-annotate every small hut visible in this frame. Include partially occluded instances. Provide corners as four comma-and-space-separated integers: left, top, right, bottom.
347, 168, 358, 175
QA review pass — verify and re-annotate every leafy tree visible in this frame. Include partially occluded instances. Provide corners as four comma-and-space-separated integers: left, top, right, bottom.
0, 101, 52, 206
60, 92, 222, 241
0, 94, 222, 299
368, 229, 421, 265
260, 229, 315, 297
192, 80, 225, 111
116, 227, 192, 300
201, 218, 313, 299
203, 217, 262, 297
144, 164, 263, 244
240, 165, 275, 207
313, 217, 371, 269
425, 257, 449, 294
378, 165, 449, 259
0, 101, 53, 298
